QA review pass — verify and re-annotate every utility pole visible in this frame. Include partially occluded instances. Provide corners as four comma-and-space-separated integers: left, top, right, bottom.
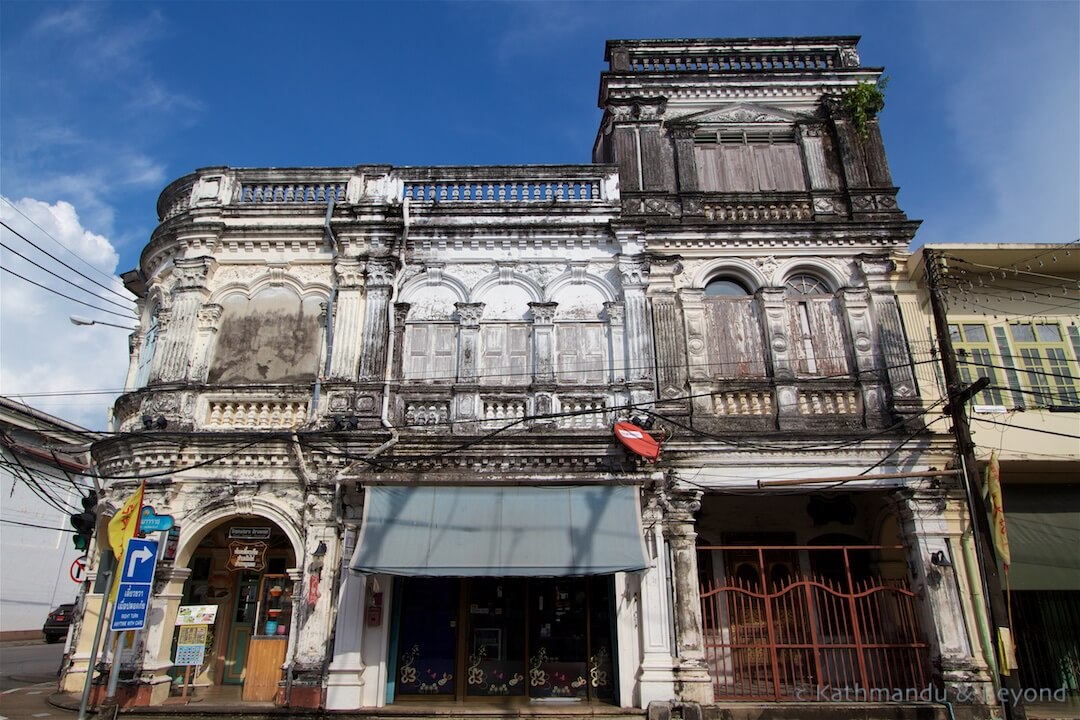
925, 250, 1026, 720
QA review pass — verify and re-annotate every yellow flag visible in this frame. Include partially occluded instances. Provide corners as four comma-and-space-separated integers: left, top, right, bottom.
983, 450, 1011, 568
107, 482, 145, 599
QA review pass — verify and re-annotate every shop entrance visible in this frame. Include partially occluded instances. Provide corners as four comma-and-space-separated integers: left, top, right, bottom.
390, 576, 617, 703
175, 519, 296, 701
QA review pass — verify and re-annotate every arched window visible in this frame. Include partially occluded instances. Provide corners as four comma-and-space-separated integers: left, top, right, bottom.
478, 286, 531, 387
704, 278, 751, 297
134, 304, 159, 388
702, 276, 766, 378
401, 286, 459, 383
783, 273, 849, 377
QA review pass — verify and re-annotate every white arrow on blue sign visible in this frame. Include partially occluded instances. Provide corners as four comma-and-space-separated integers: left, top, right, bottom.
111, 537, 159, 631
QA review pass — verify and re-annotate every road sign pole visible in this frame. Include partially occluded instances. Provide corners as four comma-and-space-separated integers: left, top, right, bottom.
104, 630, 130, 703
77, 568, 113, 720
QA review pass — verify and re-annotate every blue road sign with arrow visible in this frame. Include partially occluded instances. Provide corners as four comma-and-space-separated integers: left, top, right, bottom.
111, 537, 159, 631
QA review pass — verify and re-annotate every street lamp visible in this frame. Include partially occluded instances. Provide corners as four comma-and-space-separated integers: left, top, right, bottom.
69, 315, 135, 331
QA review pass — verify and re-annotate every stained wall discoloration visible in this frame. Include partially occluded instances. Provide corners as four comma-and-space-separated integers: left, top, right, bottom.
208, 288, 323, 384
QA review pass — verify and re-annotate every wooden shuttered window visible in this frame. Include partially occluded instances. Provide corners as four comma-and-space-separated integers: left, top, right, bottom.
403, 324, 457, 382
555, 324, 607, 384
480, 323, 531, 386
787, 297, 850, 377
694, 132, 807, 193
703, 297, 767, 378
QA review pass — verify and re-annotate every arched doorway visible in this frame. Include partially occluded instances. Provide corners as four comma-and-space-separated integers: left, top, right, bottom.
172, 517, 298, 702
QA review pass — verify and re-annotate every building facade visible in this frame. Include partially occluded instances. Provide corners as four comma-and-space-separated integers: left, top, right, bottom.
64, 37, 1011, 718
910, 244, 1080, 701
0, 396, 95, 640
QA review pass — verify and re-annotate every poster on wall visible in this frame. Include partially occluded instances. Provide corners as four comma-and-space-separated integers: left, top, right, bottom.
175, 605, 219, 626
226, 541, 268, 572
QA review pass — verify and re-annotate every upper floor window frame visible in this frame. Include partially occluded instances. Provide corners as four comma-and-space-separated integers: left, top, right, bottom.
949, 322, 1005, 406
1007, 321, 1079, 407
693, 123, 807, 193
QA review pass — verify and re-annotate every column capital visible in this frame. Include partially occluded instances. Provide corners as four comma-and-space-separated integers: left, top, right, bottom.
335, 258, 365, 288
618, 254, 650, 288
365, 257, 397, 287
172, 256, 216, 291
455, 302, 484, 327
528, 302, 558, 325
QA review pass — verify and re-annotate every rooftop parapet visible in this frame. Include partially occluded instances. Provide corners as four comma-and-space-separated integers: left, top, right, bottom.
604, 36, 864, 73
155, 165, 620, 223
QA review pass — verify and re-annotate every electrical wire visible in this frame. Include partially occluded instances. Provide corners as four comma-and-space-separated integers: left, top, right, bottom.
0, 517, 76, 533
0, 200, 129, 294
970, 418, 1080, 440
0, 265, 137, 319
0, 239, 135, 312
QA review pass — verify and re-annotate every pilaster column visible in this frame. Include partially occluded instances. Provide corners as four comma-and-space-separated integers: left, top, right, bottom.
529, 302, 557, 383
892, 488, 996, 706
138, 565, 190, 704
603, 302, 625, 383
637, 489, 677, 707
187, 304, 222, 382
664, 489, 712, 704
619, 254, 654, 386
357, 258, 396, 382
858, 257, 920, 414
391, 303, 410, 381
326, 528, 365, 709
840, 287, 885, 421
328, 259, 366, 381
455, 303, 484, 383
651, 292, 687, 402
154, 257, 215, 382
759, 287, 793, 380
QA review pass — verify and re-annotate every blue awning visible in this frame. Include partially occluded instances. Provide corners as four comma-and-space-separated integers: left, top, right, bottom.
350, 485, 649, 577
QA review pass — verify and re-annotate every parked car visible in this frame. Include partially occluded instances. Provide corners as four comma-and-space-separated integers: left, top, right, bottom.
42, 603, 75, 643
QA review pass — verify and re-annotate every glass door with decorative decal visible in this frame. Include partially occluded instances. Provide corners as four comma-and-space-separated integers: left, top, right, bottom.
465, 578, 526, 697
527, 578, 588, 699
393, 578, 459, 698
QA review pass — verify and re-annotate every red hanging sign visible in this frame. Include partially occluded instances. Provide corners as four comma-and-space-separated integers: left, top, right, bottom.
613, 421, 663, 461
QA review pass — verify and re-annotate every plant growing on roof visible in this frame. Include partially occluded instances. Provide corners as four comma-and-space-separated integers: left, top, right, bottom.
842, 76, 889, 138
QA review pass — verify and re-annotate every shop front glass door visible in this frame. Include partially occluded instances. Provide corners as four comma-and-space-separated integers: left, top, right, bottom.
465, 578, 526, 697
527, 578, 588, 699
394, 577, 459, 697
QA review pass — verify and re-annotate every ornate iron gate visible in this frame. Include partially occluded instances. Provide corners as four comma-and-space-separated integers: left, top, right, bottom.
699, 545, 930, 701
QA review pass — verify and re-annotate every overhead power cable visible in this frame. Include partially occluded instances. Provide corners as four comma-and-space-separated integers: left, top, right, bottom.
0, 240, 134, 312
0, 518, 76, 533
0, 198, 125, 292
0, 265, 138, 320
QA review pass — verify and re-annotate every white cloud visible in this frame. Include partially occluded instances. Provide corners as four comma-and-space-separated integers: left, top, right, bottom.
0, 197, 132, 430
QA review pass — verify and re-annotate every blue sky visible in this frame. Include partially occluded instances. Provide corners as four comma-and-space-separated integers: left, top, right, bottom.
1, 1, 1077, 428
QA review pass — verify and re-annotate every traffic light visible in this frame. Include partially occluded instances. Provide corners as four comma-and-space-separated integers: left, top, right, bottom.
70, 491, 97, 552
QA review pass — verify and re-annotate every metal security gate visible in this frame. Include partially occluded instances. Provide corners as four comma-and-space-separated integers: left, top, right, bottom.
699, 545, 929, 701
1012, 590, 1080, 695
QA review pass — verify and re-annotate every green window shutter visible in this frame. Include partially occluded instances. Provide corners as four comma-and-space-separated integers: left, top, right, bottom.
993, 326, 1023, 408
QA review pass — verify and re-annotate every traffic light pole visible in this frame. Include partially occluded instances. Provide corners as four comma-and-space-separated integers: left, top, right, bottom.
77, 568, 114, 720
925, 250, 1026, 720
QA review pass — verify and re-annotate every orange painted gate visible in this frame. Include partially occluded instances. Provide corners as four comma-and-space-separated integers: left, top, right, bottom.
699, 545, 930, 701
